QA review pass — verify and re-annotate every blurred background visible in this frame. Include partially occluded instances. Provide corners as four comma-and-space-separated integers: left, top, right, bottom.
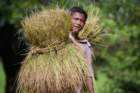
0, 0, 140, 93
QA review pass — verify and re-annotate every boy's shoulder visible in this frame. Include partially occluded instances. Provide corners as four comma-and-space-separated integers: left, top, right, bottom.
79, 39, 91, 47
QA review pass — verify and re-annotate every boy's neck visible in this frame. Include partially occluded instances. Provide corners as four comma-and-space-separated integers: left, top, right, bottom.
71, 32, 80, 40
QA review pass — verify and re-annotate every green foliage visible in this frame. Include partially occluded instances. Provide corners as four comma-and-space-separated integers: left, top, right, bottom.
48, 0, 90, 8
94, 0, 140, 92
96, 21, 140, 93
96, 72, 123, 93
98, 0, 140, 25
0, 62, 5, 93
0, 0, 41, 25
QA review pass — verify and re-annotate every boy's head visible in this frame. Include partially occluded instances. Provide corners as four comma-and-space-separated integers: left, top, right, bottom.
69, 7, 88, 33
70, 7, 87, 21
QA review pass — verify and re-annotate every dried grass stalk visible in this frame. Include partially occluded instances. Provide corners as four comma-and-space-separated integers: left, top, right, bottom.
17, 44, 88, 93
22, 8, 71, 48
80, 16, 106, 46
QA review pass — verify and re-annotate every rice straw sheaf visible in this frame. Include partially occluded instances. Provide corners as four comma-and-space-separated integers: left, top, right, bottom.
80, 16, 106, 46
17, 8, 88, 93
22, 8, 71, 48
17, 44, 88, 93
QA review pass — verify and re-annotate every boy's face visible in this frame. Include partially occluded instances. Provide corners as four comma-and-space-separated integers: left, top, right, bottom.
71, 12, 86, 33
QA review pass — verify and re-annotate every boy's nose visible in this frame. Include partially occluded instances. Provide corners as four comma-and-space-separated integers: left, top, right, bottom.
76, 20, 81, 25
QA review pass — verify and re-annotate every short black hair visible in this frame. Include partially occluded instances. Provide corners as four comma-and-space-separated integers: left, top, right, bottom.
69, 6, 88, 20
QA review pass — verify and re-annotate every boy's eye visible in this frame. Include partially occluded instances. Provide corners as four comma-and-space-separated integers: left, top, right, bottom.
74, 18, 79, 20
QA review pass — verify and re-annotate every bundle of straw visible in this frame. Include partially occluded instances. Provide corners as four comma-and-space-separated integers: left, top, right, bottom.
22, 8, 71, 48
17, 8, 88, 93
79, 16, 106, 46
18, 44, 88, 93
